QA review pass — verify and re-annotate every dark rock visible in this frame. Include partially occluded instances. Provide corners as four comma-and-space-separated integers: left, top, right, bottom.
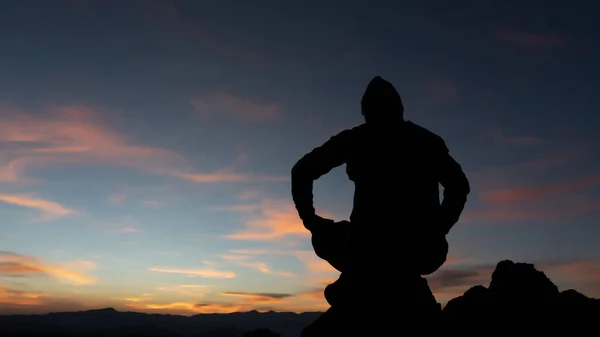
443, 260, 600, 334
244, 328, 280, 337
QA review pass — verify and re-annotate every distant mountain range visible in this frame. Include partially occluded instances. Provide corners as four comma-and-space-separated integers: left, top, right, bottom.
0, 307, 319, 337
1, 260, 599, 337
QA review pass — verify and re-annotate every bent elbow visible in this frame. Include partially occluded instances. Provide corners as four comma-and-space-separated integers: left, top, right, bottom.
291, 159, 304, 180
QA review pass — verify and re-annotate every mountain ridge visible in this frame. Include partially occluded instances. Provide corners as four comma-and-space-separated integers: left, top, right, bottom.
1, 260, 598, 336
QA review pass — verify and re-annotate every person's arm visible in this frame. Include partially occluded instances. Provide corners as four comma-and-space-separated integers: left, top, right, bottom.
435, 141, 470, 234
291, 130, 353, 223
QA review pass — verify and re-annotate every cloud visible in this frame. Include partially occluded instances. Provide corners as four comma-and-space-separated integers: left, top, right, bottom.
169, 170, 288, 183
288, 250, 338, 274
0, 284, 45, 306
108, 192, 126, 205
488, 127, 543, 146
463, 170, 600, 224
123, 289, 294, 315
0, 105, 286, 185
0, 251, 96, 285
464, 147, 600, 223
220, 292, 292, 301
224, 248, 337, 275
155, 284, 210, 297
222, 200, 310, 241
0, 106, 188, 183
496, 29, 565, 48
191, 92, 281, 122
219, 254, 296, 278
119, 226, 141, 233
481, 172, 600, 205
148, 267, 235, 279
428, 77, 459, 103
125, 301, 242, 315
427, 258, 600, 301
427, 266, 493, 292
137, 0, 263, 63
0, 193, 74, 221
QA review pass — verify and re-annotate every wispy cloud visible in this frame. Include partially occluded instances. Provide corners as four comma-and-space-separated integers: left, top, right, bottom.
0, 251, 96, 285
428, 77, 459, 103
169, 170, 288, 183
0, 193, 74, 221
481, 172, 600, 205
219, 254, 296, 278
125, 301, 242, 315
220, 292, 292, 301
155, 284, 210, 297
191, 92, 281, 122
496, 29, 566, 48
138, 0, 264, 63
0, 284, 46, 306
487, 127, 543, 146
107, 192, 126, 205
225, 248, 338, 275
148, 267, 235, 279
0, 105, 287, 185
222, 200, 310, 241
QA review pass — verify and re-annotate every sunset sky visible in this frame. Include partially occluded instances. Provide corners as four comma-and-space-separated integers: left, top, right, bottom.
1, 0, 599, 316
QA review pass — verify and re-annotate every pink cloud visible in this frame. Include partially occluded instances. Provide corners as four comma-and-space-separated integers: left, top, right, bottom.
0, 193, 74, 221
0, 251, 96, 285
0, 105, 285, 184
487, 127, 543, 146
496, 29, 566, 48
481, 172, 600, 205
191, 92, 281, 122
137, 0, 263, 63
428, 77, 459, 103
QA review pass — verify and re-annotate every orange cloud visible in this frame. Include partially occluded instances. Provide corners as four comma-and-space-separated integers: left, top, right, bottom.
191, 92, 280, 122
0, 251, 96, 285
0, 285, 45, 306
219, 254, 296, 278
125, 301, 243, 315
223, 200, 310, 240
224, 248, 337, 276
289, 250, 338, 274
148, 267, 235, 279
155, 284, 210, 297
0, 193, 74, 221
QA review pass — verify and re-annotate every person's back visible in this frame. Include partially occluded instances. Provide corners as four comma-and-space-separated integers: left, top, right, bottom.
292, 76, 470, 334
341, 121, 457, 282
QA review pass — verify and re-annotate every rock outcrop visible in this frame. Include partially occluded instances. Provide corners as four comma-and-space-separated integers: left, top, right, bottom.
444, 260, 599, 334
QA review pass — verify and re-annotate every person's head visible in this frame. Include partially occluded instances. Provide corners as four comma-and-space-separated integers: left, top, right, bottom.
361, 76, 404, 124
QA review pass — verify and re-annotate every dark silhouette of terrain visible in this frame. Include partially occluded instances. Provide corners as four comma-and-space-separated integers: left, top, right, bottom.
291, 76, 470, 334
1, 260, 597, 336
444, 260, 600, 334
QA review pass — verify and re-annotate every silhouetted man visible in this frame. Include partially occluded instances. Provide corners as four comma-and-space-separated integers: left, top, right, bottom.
291, 76, 470, 335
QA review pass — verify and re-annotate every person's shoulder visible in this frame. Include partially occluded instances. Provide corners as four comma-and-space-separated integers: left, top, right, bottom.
333, 123, 367, 140
405, 121, 447, 149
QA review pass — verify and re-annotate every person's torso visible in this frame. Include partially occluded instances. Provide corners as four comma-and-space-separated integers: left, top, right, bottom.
345, 121, 442, 225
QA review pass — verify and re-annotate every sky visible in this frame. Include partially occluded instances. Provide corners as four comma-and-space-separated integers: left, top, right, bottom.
1, 0, 600, 316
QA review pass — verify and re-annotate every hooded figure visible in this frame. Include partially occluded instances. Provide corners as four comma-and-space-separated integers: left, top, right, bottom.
291, 76, 470, 335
